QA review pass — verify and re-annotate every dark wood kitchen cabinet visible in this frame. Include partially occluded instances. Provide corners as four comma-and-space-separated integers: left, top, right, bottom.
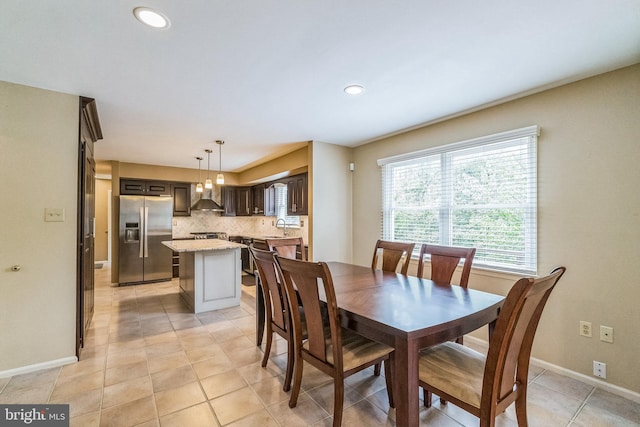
171, 182, 191, 216
236, 187, 252, 216
120, 179, 171, 196
222, 186, 252, 216
286, 173, 308, 215
264, 184, 276, 216
221, 186, 236, 216
252, 184, 265, 215
251, 184, 276, 216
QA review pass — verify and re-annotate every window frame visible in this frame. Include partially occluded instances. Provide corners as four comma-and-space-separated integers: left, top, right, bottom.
274, 183, 301, 228
378, 125, 539, 275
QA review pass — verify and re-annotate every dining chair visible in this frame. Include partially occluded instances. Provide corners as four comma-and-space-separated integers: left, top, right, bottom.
250, 246, 298, 392
418, 243, 476, 345
418, 266, 566, 426
371, 239, 415, 275
276, 256, 395, 427
266, 237, 306, 260
417, 243, 476, 288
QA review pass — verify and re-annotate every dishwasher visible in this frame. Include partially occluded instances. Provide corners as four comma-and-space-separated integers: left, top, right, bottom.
230, 236, 256, 276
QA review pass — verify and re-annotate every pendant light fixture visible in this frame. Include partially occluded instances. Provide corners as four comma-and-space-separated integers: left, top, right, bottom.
204, 148, 213, 189
195, 156, 204, 193
216, 140, 225, 185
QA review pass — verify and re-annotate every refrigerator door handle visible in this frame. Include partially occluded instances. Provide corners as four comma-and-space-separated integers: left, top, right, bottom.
144, 206, 149, 257
139, 206, 145, 258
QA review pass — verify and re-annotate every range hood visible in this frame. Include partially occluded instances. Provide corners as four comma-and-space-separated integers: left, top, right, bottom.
191, 191, 224, 212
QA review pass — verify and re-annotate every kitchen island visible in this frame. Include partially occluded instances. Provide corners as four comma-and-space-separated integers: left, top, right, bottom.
162, 239, 246, 313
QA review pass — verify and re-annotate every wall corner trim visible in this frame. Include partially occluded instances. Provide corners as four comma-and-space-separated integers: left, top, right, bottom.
0, 356, 78, 379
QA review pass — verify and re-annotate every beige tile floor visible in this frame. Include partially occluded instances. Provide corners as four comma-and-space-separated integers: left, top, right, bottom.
0, 265, 638, 426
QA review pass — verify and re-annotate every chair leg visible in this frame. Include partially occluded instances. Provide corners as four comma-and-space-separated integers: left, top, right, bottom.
288, 356, 304, 408
423, 387, 433, 408
383, 358, 394, 408
332, 378, 345, 427
282, 337, 294, 392
515, 390, 528, 426
261, 326, 273, 368
373, 362, 381, 376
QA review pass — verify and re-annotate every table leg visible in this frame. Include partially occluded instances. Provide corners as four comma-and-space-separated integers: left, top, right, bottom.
392, 337, 420, 427
256, 275, 265, 346
488, 318, 497, 341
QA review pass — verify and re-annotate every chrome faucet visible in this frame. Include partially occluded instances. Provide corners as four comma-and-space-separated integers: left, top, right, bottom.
276, 218, 287, 237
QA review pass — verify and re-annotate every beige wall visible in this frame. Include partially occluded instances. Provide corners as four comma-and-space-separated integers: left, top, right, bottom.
352, 64, 640, 393
0, 81, 78, 372
95, 178, 111, 262
309, 141, 353, 262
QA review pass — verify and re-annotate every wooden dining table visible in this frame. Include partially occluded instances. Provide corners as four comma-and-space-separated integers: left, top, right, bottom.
255, 261, 505, 427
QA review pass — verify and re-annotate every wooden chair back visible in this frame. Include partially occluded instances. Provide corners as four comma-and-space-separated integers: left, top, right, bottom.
481, 266, 566, 418
266, 237, 306, 261
371, 240, 415, 275
417, 244, 476, 288
276, 256, 342, 371
276, 256, 395, 426
250, 247, 289, 336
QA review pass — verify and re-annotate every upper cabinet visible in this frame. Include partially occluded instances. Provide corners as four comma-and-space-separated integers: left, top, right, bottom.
252, 184, 265, 215
221, 172, 308, 217
221, 186, 251, 216
171, 182, 191, 216
120, 178, 191, 216
120, 179, 171, 196
236, 187, 252, 216
264, 185, 276, 216
286, 173, 308, 215
221, 186, 236, 216
251, 184, 276, 216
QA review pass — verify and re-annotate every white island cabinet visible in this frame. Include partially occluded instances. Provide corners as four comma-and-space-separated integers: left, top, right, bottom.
162, 239, 246, 313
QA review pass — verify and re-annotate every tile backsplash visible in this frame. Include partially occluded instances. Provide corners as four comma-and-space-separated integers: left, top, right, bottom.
172, 211, 308, 241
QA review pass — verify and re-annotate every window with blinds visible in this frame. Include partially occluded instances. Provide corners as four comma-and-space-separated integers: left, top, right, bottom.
378, 126, 539, 274
274, 184, 301, 227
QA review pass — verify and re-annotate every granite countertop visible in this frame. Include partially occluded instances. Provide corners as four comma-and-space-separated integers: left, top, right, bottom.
162, 239, 246, 253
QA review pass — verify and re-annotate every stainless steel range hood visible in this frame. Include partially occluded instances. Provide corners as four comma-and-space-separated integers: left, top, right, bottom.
191, 190, 224, 212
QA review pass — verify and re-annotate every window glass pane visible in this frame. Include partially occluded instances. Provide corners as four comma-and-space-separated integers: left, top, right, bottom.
381, 129, 537, 274
275, 185, 300, 226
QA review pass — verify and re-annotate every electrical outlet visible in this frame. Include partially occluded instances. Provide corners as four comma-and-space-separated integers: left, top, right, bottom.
600, 325, 614, 343
593, 361, 607, 378
579, 321, 592, 337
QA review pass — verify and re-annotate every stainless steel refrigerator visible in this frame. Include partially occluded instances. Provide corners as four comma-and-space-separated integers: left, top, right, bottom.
119, 195, 173, 285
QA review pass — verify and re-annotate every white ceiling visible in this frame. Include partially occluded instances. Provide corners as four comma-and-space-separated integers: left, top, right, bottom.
2, 1, 639, 172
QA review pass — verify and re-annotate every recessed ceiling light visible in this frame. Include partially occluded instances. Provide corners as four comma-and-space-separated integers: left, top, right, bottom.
344, 84, 364, 95
133, 7, 170, 29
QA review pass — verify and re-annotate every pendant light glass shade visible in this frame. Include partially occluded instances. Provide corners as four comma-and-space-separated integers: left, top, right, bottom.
195, 156, 204, 193
216, 140, 225, 185
204, 149, 213, 189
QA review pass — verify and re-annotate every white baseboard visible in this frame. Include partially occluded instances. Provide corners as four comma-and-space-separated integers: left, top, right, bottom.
464, 336, 640, 404
0, 356, 77, 379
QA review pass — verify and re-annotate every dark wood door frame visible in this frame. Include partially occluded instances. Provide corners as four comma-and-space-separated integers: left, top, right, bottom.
76, 97, 102, 358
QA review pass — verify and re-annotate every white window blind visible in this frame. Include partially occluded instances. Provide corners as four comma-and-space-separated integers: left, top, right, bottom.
378, 126, 538, 274
274, 184, 301, 227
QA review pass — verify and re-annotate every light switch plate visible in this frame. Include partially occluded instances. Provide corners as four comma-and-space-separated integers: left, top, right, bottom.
45, 208, 65, 222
